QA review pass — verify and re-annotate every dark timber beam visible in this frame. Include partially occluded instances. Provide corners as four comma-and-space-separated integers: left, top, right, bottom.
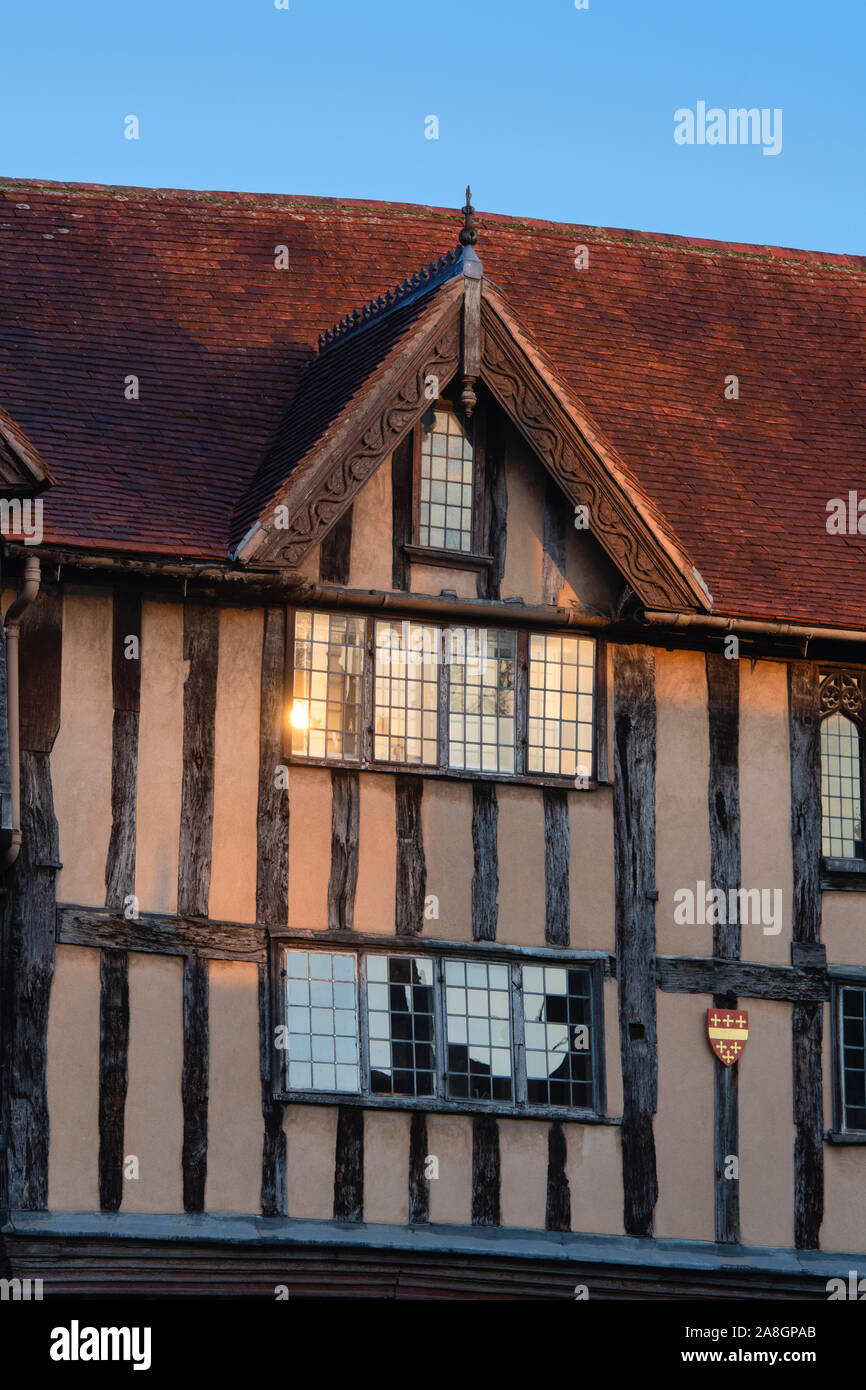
471, 783, 498, 941
657, 956, 828, 1003
328, 771, 359, 933
333, 1107, 363, 1222
471, 1114, 500, 1226
98, 591, 140, 1213
1, 590, 62, 1212
612, 644, 658, 1238
319, 508, 353, 587
545, 1119, 570, 1232
543, 788, 569, 947
57, 907, 267, 963
256, 606, 289, 1218
408, 1111, 430, 1224
706, 652, 741, 1245
177, 605, 218, 1213
788, 662, 824, 1250
395, 774, 425, 936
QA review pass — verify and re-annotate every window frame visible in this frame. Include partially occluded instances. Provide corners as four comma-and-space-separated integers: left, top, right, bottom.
819, 668, 866, 885
412, 398, 482, 558
271, 935, 609, 1123
829, 976, 866, 1142
284, 607, 606, 787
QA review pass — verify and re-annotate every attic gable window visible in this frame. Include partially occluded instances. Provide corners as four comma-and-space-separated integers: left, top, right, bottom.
416, 402, 474, 553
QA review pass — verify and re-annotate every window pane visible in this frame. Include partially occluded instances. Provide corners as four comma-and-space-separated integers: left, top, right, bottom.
284, 950, 359, 1093
291, 612, 365, 761
418, 405, 474, 553
366, 955, 436, 1096
841, 986, 866, 1131
447, 628, 516, 773
374, 621, 439, 765
444, 959, 512, 1101
523, 965, 594, 1108
821, 713, 864, 858
527, 635, 595, 776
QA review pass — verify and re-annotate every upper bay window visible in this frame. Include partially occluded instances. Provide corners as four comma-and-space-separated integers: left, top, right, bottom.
287, 609, 598, 783
416, 403, 474, 553
820, 671, 865, 861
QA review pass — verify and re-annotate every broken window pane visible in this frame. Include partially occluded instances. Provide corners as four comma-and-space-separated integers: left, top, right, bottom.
366, 955, 436, 1096
523, 965, 593, 1108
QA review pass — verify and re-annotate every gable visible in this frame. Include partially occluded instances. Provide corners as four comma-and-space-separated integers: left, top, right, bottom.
236, 263, 710, 614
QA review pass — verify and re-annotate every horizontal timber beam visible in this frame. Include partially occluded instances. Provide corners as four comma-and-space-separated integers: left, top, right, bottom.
657, 956, 828, 1003
57, 905, 266, 963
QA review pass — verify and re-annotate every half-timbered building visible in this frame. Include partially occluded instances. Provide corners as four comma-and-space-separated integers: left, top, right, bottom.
0, 179, 864, 1297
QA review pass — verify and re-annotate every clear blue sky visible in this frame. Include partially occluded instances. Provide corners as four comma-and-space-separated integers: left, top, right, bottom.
2, 0, 863, 254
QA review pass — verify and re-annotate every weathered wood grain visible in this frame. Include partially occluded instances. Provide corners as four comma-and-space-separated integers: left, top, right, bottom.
706, 652, 741, 960
256, 607, 289, 1216
1, 590, 62, 1212
319, 507, 353, 586
181, 954, 209, 1214
543, 788, 569, 946
259, 962, 287, 1218
471, 1114, 500, 1226
57, 906, 266, 962
793, 1002, 824, 1249
545, 1120, 570, 1232
2, 753, 59, 1210
789, 662, 825, 1250
111, 590, 142, 713
177, 605, 218, 919
329, 771, 360, 933
706, 652, 742, 1244
408, 1110, 430, 1224
478, 410, 507, 601
18, 590, 62, 753
98, 948, 129, 1213
542, 477, 567, 607
612, 644, 658, 1238
391, 433, 413, 592
657, 956, 828, 1002
333, 1106, 363, 1222
789, 663, 822, 947
471, 782, 498, 941
395, 774, 425, 936
104, 709, 138, 912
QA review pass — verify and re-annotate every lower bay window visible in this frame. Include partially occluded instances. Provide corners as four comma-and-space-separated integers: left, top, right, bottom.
287, 608, 599, 782
274, 943, 606, 1118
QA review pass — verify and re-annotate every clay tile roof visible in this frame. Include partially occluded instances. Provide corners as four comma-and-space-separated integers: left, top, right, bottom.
1, 176, 865, 629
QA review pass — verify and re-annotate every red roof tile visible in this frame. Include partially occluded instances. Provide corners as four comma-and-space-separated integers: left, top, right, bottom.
1, 177, 865, 628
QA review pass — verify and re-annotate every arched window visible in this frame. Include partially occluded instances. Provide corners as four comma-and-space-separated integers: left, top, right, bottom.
820, 672, 865, 860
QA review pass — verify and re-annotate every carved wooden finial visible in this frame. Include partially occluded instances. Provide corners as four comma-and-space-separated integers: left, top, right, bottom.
459, 186, 478, 247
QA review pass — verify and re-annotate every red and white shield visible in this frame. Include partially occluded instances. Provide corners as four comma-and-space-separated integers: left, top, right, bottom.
707, 1008, 749, 1066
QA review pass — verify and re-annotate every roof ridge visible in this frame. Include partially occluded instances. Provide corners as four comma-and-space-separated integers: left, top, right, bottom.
1, 176, 862, 270
316, 244, 464, 353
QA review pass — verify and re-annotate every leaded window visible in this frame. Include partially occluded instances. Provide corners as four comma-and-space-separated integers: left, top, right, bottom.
417, 404, 474, 552
290, 612, 365, 760
276, 944, 604, 1116
839, 985, 866, 1132
374, 620, 439, 765
820, 671, 865, 860
527, 634, 595, 776
447, 628, 516, 773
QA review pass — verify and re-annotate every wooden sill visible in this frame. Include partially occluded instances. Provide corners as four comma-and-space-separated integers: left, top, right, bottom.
403, 544, 493, 572
821, 857, 866, 891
